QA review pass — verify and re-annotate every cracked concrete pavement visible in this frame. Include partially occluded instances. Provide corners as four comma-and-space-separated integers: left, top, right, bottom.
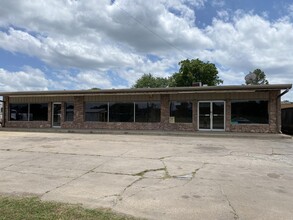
0, 131, 292, 220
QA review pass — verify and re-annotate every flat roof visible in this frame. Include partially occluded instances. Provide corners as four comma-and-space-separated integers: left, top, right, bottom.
0, 84, 291, 97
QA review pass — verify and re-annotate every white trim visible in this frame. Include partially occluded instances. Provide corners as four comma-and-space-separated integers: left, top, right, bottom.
198, 101, 226, 131
52, 102, 62, 128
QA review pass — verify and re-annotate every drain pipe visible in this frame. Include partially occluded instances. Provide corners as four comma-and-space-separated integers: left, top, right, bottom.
277, 88, 291, 98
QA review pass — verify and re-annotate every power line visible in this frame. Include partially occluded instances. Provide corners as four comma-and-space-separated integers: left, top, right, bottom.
113, 2, 194, 59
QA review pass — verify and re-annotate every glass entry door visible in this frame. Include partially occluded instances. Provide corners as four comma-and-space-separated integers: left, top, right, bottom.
198, 101, 225, 131
52, 103, 61, 127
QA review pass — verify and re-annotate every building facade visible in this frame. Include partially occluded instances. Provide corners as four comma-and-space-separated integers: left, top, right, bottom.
0, 84, 291, 133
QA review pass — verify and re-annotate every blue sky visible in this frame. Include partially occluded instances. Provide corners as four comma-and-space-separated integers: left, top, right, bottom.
0, 0, 293, 100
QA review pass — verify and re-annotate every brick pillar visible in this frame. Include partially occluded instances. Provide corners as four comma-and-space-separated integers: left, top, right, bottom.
160, 94, 169, 126
268, 91, 278, 133
225, 100, 231, 131
74, 96, 84, 128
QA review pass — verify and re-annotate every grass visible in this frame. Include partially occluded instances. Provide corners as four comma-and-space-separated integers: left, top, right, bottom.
0, 196, 138, 220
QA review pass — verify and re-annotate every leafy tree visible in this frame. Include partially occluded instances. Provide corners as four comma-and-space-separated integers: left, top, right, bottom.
170, 59, 223, 87
245, 69, 269, 85
132, 73, 170, 88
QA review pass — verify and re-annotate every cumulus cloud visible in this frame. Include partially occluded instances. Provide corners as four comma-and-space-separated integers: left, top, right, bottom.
204, 14, 293, 80
0, 67, 50, 91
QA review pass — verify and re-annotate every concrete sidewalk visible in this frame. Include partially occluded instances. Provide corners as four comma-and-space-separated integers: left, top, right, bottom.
0, 127, 291, 139
0, 131, 292, 219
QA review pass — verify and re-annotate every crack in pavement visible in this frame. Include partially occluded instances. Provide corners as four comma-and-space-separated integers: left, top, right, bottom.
113, 176, 144, 207
42, 157, 114, 196
220, 185, 239, 220
1, 153, 49, 171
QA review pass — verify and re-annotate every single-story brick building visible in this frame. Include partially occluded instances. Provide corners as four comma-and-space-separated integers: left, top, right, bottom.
0, 84, 291, 133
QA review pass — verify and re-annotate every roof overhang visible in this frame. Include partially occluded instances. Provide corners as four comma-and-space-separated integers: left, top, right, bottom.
0, 84, 291, 98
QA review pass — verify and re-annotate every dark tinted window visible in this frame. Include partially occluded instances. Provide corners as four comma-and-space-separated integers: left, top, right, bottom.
85, 102, 108, 122
170, 101, 192, 123
231, 100, 268, 124
109, 103, 134, 122
65, 103, 74, 121
30, 103, 48, 121
135, 102, 161, 122
10, 104, 29, 121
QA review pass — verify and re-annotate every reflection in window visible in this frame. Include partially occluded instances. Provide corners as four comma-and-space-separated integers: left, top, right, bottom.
109, 103, 134, 122
85, 102, 108, 122
65, 103, 74, 121
170, 101, 192, 123
10, 103, 48, 121
10, 104, 28, 121
135, 102, 160, 122
231, 100, 268, 124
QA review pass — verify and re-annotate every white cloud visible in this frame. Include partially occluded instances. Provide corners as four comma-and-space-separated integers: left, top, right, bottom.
212, 0, 225, 8
205, 14, 293, 82
0, 67, 50, 91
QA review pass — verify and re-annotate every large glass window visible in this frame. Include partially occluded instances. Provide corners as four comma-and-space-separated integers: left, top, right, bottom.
170, 101, 192, 123
135, 102, 161, 122
10, 104, 28, 121
109, 103, 134, 122
65, 103, 74, 121
10, 103, 48, 121
231, 100, 269, 124
30, 104, 48, 121
85, 102, 108, 122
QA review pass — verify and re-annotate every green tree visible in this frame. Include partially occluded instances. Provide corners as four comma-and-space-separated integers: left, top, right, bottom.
245, 69, 269, 85
170, 59, 223, 87
132, 73, 170, 88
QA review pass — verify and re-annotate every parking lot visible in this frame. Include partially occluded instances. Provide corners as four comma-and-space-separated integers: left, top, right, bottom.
0, 131, 292, 220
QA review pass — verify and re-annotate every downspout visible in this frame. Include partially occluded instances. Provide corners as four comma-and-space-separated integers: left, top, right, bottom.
277, 88, 290, 98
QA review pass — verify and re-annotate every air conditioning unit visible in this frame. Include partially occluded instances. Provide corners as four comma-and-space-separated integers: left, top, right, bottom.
192, 82, 202, 87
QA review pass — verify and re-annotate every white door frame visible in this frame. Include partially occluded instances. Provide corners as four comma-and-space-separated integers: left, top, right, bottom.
197, 101, 226, 131
52, 102, 62, 128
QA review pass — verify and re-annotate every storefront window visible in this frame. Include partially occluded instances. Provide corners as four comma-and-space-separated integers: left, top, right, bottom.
65, 103, 74, 121
135, 102, 160, 122
10, 103, 48, 121
170, 101, 192, 123
85, 102, 108, 122
30, 104, 48, 121
109, 103, 134, 122
231, 100, 268, 124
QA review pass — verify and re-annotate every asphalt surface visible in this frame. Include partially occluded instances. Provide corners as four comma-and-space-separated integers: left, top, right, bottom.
0, 131, 292, 220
